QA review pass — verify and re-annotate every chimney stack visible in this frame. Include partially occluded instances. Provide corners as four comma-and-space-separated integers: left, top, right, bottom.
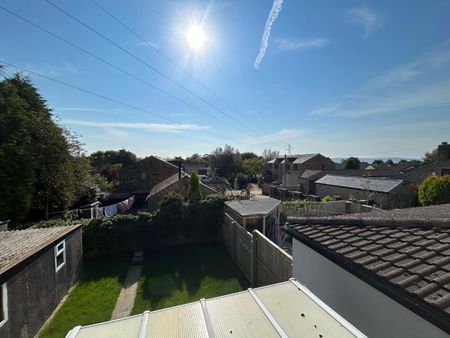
437, 142, 450, 161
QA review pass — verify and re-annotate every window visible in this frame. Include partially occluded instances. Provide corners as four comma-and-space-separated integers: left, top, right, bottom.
0, 283, 7, 328
140, 171, 146, 180
54, 240, 66, 272
294, 164, 298, 171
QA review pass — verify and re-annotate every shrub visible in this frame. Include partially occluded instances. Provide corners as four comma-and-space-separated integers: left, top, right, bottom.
323, 195, 332, 202
34, 193, 227, 256
188, 172, 202, 202
418, 175, 450, 206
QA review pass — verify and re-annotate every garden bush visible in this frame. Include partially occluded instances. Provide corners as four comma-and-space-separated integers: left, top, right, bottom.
35, 193, 228, 256
418, 175, 450, 206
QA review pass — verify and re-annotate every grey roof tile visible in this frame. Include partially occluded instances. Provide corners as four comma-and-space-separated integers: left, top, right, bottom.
288, 217, 450, 322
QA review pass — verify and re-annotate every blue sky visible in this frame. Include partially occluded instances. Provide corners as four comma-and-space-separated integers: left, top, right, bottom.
1, 0, 449, 159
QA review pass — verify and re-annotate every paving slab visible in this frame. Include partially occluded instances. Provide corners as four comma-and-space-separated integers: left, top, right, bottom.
111, 264, 143, 319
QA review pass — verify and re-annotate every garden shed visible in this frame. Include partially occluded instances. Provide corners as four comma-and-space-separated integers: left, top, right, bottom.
225, 198, 281, 235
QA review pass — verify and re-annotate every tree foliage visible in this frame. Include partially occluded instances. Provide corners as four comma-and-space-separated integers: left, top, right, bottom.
342, 157, 361, 170
0, 73, 112, 223
423, 148, 438, 163
90, 149, 138, 170
188, 172, 202, 203
209, 145, 244, 181
262, 148, 280, 162
418, 175, 450, 206
0, 75, 35, 223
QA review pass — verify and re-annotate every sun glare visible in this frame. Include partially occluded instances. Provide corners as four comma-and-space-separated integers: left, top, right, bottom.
186, 25, 207, 50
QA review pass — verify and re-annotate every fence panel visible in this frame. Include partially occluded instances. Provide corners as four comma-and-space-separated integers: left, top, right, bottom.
222, 214, 252, 281
253, 230, 292, 286
221, 213, 292, 286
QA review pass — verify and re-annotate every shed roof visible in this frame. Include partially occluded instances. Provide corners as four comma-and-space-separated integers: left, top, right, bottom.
0, 224, 81, 276
225, 198, 281, 217
287, 208, 450, 334
66, 279, 365, 338
315, 174, 403, 193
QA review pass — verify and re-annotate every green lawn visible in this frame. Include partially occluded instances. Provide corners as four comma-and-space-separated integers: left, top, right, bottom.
39, 255, 129, 338
132, 244, 249, 314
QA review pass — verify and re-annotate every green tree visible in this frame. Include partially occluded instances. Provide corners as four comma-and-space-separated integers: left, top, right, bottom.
243, 157, 264, 176
342, 157, 361, 170
0, 73, 111, 222
423, 148, 438, 163
241, 152, 259, 161
0, 75, 35, 223
89, 149, 137, 170
188, 172, 202, 203
418, 175, 450, 206
209, 145, 243, 181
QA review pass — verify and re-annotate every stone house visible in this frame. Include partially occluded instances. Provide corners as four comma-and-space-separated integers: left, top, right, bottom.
287, 204, 450, 338
146, 173, 217, 211
0, 225, 82, 338
315, 174, 417, 209
114, 156, 179, 199
266, 153, 335, 183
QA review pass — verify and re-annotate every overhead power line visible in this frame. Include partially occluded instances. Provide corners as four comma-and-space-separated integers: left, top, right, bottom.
1, 60, 232, 143
89, 0, 270, 135
0, 5, 256, 138
44, 0, 265, 138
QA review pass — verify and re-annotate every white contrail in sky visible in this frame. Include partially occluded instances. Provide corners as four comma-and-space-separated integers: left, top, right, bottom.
254, 0, 284, 69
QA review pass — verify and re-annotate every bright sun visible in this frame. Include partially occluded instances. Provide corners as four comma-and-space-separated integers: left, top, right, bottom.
186, 25, 207, 50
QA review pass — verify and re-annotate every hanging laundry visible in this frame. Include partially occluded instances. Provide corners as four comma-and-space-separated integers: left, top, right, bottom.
117, 195, 135, 214
96, 207, 105, 218
104, 204, 118, 217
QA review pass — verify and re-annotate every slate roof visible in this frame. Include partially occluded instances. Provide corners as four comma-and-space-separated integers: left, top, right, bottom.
315, 175, 403, 193
225, 198, 281, 217
293, 153, 319, 164
0, 225, 81, 276
287, 207, 450, 333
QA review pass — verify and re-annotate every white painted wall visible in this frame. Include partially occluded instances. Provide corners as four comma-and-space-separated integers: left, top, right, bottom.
292, 239, 448, 338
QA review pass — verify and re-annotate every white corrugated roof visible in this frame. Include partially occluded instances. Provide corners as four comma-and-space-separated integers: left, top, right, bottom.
66, 279, 366, 338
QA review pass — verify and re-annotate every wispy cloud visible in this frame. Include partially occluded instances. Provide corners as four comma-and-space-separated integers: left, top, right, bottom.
345, 6, 382, 38
63, 119, 211, 134
274, 38, 329, 51
54, 107, 123, 113
310, 41, 450, 117
254, 0, 284, 68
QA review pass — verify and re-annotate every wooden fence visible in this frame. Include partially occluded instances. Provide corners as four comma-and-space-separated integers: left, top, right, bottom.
221, 213, 292, 286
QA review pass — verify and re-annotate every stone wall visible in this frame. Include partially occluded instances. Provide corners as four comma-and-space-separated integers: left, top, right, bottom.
315, 184, 417, 209
117, 156, 179, 194
146, 176, 216, 211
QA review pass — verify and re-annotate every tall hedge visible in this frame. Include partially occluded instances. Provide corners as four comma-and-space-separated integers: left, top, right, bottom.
418, 175, 450, 206
34, 193, 228, 256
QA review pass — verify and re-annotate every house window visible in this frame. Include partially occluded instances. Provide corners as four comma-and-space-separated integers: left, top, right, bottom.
140, 171, 146, 180
0, 283, 7, 328
54, 240, 66, 272
294, 165, 298, 171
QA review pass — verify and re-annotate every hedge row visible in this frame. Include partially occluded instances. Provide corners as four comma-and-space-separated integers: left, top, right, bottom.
35, 194, 228, 256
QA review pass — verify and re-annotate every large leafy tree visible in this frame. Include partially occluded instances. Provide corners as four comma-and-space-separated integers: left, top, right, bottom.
209, 145, 244, 181
0, 75, 35, 223
342, 157, 361, 170
89, 149, 137, 169
0, 73, 112, 223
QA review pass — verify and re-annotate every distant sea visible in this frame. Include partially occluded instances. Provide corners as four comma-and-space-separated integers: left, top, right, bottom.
332, 157, 420, 164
